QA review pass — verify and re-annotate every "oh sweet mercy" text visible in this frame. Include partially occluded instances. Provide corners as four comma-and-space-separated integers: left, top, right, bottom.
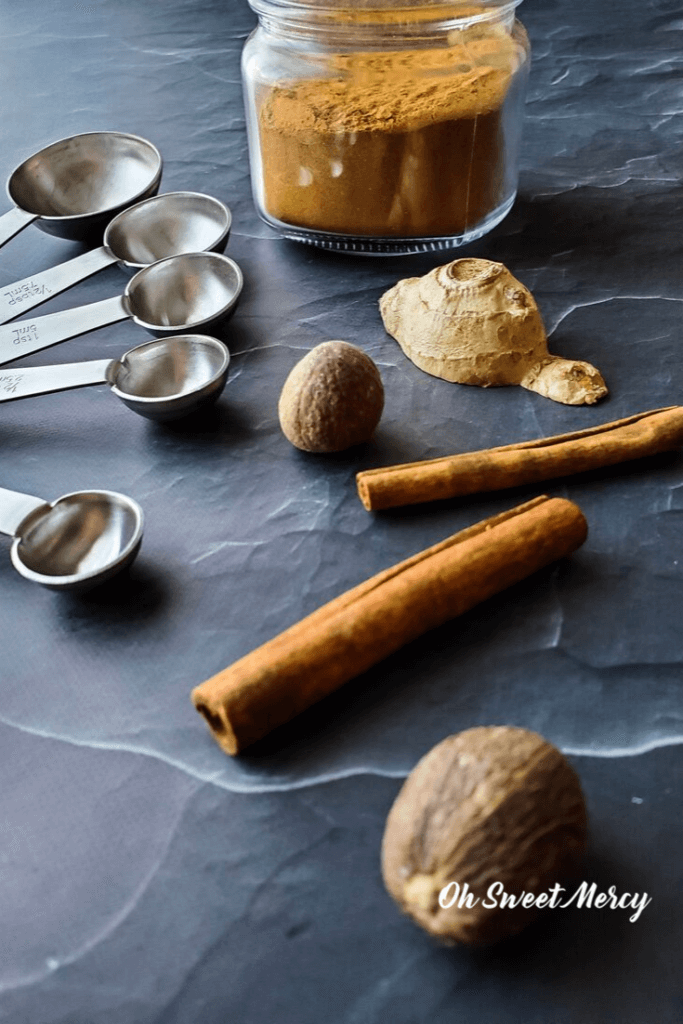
438, 881, 652, 923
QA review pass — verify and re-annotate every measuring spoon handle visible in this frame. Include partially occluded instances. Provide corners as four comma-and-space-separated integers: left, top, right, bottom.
0, 485, 48, 538
0, 246, 117, 325
0, 358, 112, 403
0, 207, 37, 248
0, 295, 128, 366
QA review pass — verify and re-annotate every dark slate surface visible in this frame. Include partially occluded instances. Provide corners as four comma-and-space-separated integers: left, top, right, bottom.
0, 1, 682, 1020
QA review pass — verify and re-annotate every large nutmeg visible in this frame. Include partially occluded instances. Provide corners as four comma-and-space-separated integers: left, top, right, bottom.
278, 340, 384, 452
381, 726, 588, 946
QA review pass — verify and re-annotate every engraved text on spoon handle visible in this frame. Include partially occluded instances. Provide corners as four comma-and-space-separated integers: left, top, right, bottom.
0, 359, 112, 402
0, 246, 117, 324
0, 296, 128, 366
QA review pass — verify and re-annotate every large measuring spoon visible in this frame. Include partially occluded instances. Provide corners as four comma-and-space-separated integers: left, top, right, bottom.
0, 485, 143, 590
0, 252, 243, 366
0, 192, 232, 324
0, 335, 230, 422
0, 131, 162, 249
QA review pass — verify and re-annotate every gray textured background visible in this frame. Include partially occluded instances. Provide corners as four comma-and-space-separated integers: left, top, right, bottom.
0, 1, 681, 1021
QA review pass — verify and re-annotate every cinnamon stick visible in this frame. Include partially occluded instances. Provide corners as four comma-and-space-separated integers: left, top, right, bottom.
356, 406, 683, 511
192, 496, 587, 755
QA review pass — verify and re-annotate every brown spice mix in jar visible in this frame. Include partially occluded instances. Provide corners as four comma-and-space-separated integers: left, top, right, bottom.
254, 15, 528, 239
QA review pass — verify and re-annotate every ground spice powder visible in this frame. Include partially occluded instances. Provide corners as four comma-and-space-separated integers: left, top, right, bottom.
257, 27, 524, 238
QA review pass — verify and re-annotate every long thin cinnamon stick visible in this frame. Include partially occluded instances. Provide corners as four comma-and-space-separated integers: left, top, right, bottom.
192, 495, 587, 755
356, 406, 683, 511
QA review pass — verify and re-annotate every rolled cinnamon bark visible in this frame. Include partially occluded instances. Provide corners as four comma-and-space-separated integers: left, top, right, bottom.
192, 495, 587, 755
356, 406, 683, 511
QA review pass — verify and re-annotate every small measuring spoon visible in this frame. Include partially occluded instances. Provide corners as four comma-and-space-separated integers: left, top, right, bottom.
0, 131, 162, 249
0, 192, 232, 324
0, 486, 143, 591
0, 335, 230, 422
0, 252, 243, 366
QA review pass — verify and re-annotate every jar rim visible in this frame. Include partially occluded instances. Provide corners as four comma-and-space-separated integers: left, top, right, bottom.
248, 0, 523, 22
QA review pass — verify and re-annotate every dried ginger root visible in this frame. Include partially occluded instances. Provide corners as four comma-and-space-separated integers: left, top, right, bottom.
380, 258, 608, 406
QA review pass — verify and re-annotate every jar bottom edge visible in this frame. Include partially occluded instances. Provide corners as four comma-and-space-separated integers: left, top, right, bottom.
258, 194, 517, 256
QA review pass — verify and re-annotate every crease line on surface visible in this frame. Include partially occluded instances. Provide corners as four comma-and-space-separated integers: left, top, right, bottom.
1, 714, 683, 797
547, 294, 683, 336
0, 782, 199, 996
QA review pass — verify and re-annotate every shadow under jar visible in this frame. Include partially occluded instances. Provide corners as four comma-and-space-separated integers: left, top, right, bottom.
242, 0, 530, 254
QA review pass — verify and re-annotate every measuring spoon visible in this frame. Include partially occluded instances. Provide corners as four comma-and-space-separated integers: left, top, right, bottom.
0, 131, 162, 249
0, 335, 229, 422
0, 486, 143, 591
0, 252, 243, 366
0, 192, 232, 324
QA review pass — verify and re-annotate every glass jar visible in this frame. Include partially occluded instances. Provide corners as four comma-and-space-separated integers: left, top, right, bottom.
242, 0, 530, 255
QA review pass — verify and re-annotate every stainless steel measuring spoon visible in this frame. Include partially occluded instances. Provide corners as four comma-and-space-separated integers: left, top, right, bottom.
0, 486, 143, 590
0, 131, 162, 249
0, 192, 232, 324
0, 335, 230, 422
0, 252, 243, 366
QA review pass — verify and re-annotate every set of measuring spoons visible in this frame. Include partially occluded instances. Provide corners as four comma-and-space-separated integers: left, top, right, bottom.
0, 130, 245, 589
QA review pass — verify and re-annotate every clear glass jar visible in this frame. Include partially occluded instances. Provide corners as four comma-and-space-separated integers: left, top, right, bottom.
242, 0, 530, 255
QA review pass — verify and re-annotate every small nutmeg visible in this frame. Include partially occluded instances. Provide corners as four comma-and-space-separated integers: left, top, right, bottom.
278, 341, 384, 453
381, 726, 588, 946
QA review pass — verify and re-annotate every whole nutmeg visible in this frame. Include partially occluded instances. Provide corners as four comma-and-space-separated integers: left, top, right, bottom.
278, 341, 384, 452
381, 726, 587, 946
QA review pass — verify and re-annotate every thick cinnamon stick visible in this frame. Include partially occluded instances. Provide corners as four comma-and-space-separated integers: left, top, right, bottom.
356, 406, 683, 511
192, 496, 587, 755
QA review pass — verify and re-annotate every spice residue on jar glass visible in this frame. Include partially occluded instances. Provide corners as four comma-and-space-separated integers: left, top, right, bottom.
242, 1, 530, 254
